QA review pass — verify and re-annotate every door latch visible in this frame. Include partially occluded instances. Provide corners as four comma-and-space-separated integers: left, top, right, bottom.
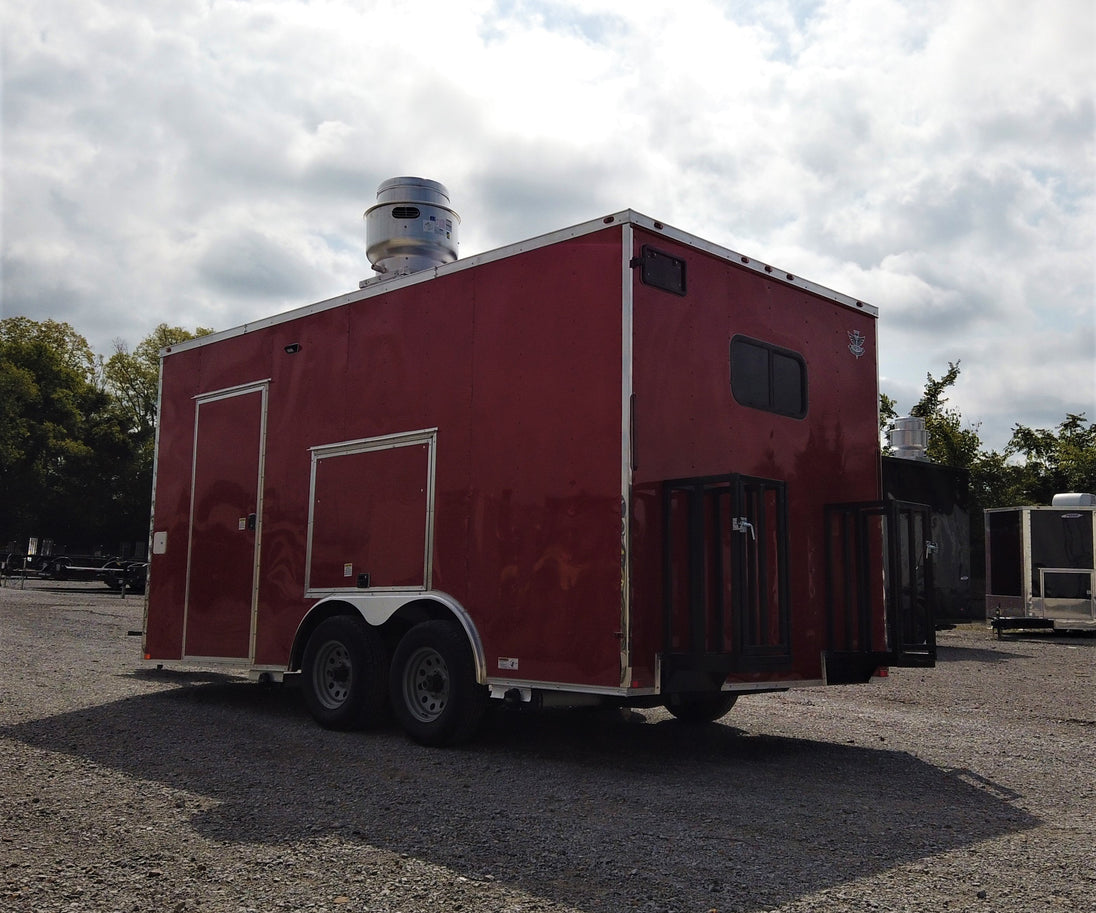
733, 517, 756, 539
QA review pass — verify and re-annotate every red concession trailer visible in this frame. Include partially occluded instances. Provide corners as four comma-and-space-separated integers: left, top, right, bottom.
144, 178, 935, 745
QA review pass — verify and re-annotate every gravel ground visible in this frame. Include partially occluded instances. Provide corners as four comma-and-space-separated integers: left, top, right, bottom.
1, 578, 1093, 913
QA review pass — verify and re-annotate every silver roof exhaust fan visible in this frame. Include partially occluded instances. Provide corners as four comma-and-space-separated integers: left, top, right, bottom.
363, 177, 460, 280
889, 415, 929, 461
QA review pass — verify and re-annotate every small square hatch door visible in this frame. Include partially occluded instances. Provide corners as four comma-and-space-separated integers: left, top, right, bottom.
307, 429, 436, 593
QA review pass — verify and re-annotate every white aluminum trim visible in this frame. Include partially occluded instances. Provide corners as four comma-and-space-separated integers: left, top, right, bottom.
620, 223, 634, 690
485, 677, 649, 697
304, 428, 438, 595
304, 584, 430, 599
193, 379, 273, 403
249, 385, 270, 660
1035, 567, 1096, 621
308, 426, 439, 457
480, 676, 814, 696
142, 356, 167, 654
625, 211, 879, 316
182, 381, 269, 662
144, 657, 251, 672
1022, 509, 1033, 605
159, 215, 633, 357
159, 210, 876, 361
1036, 566, 1096, 573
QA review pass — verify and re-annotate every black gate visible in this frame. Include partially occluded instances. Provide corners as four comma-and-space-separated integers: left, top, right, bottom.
661, 474, 791, 692
823, 499, 936, 683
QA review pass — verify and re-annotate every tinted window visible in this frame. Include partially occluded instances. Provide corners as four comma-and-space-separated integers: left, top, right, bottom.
731, 339, 770, 409
731, 337, 807, 419
772, 351, 806, 416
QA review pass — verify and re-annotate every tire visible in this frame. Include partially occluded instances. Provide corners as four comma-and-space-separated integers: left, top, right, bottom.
301, 615, 390, 731
663, 691, 738, 723
390, 620, 486, 747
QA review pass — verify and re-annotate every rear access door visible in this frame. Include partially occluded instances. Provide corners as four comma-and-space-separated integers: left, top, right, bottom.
661, 473, 792, 692
183, 382, 268, 660
824, 499, 937, 683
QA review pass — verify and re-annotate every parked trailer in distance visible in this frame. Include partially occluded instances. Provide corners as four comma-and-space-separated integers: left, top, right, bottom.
143, 179, 935, 745
985, 494, 1096, 635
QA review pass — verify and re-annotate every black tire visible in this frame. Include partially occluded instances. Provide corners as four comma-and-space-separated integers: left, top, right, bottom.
663, 692, 738, 723
390, 620, 486, 746
301, 615, 390, 730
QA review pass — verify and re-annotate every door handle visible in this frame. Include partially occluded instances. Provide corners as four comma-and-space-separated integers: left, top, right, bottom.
733, 517, 755, 540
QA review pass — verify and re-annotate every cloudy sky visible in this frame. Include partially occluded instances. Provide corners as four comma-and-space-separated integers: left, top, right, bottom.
3, 0, 1093, 450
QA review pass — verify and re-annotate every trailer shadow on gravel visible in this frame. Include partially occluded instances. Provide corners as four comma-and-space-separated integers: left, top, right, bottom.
934, 643, 1035, 663
1, 680, 1040, 913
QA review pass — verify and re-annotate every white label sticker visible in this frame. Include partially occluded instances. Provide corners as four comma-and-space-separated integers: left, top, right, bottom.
343, 563, 353, 577
497, 657, 519, 671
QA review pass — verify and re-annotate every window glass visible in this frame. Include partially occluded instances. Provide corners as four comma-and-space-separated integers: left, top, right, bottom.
730, 336, 807, 419
772, 351, 805, 416
731, 339, 769, 410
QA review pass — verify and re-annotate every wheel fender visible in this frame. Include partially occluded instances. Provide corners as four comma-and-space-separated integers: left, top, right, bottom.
291, 590, 487, 684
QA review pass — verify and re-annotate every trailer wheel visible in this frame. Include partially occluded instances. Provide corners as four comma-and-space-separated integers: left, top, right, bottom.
390, 620, 486, 746
663, 692, 738, 723
301, 616, 389, 731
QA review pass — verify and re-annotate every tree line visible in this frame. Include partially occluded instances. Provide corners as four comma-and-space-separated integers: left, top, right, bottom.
1, 318, 210, 555
880, 361, 1095, 509
1, 317, 1093, 557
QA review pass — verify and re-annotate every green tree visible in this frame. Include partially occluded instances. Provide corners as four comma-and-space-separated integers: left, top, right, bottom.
1004, 413, 1096, 505
104, 324, 213, 441
908, 361, 983, 471
888, 361, 1095, 507
0, 318, 129, 549
879, 392, 899, 455
0, 319, 215, 553
101, 324, 214, 547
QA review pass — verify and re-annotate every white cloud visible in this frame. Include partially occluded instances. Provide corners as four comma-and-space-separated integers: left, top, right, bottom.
2, 0, 1093, 453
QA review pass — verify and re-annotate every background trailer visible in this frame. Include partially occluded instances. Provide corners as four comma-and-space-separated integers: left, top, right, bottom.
144, 178, 935, 745
985, 495, 1096, 634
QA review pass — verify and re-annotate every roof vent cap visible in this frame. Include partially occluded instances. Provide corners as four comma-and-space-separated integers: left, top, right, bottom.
364, 176, 459, 279
1051, 492, 1096, 507
889, 416, 929, 461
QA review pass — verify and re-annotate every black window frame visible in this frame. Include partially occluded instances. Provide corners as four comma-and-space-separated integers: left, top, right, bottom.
730, 335, 808, 419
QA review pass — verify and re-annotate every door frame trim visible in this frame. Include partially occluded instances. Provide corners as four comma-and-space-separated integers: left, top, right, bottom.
182, 380, 270, 661
303, 427, 438, 597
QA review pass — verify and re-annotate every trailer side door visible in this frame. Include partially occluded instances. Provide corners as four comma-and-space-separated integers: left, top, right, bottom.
184, 382, 268, 660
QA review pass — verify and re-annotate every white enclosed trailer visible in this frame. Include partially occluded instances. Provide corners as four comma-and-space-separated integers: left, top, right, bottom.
985, 494, 1096, 634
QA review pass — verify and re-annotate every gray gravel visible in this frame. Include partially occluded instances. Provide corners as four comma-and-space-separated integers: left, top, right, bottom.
1, 578, 1094, 913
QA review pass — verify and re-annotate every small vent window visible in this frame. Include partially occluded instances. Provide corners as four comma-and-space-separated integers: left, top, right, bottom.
731, 336, 807, 419
635, 245, 686, 296
392, 206, 420, 219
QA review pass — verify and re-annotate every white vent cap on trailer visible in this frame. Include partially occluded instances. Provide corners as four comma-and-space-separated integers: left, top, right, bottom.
1051, 492, 1096, 507
363, 176, 460, 279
